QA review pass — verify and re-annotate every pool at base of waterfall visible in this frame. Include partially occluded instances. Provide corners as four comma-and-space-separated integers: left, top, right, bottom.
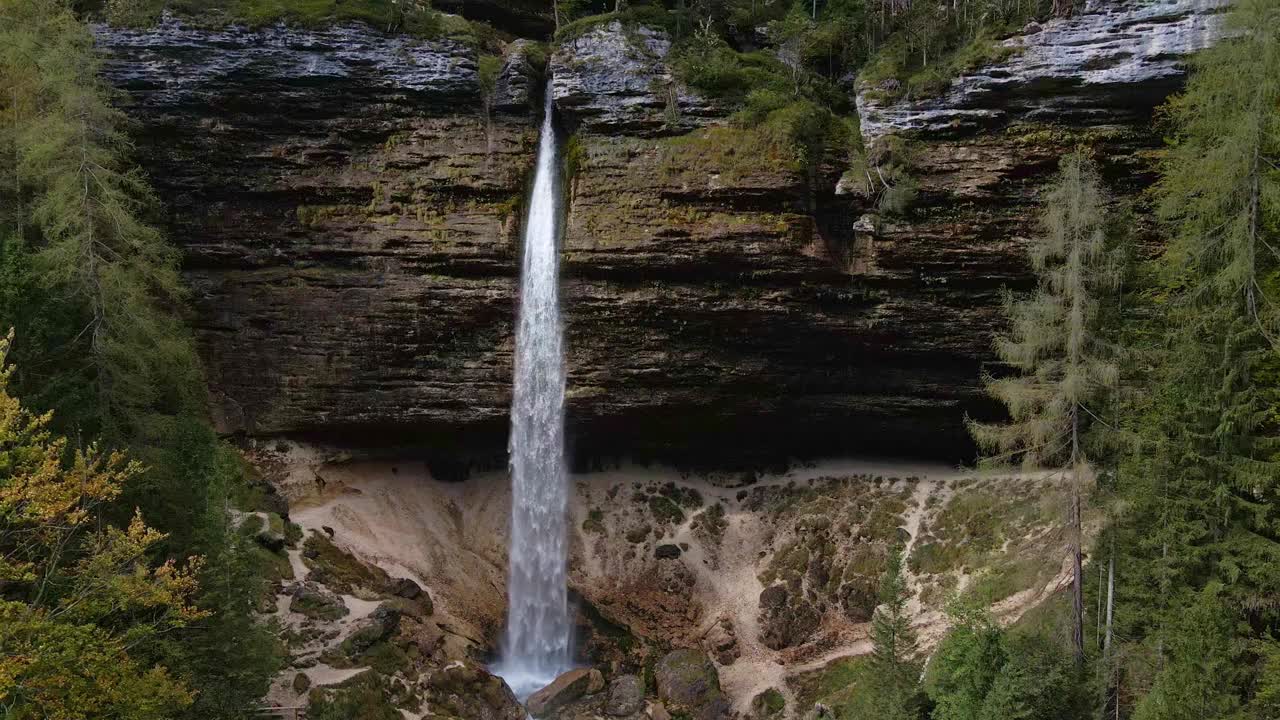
492, 662, 571, 701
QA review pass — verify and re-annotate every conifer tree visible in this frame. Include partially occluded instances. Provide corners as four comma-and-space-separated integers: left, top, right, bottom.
871, 543, 918, 677
969, 150, 1120, 665
0, 0, 201, 445
1114, 1, 1280, 715
847, 543, 925, 720
1151, 0, 1280, 529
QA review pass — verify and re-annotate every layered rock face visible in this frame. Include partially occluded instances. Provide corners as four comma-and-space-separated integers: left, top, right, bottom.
857, 0, 1227, 142
95, 1, 1222, 465
95, 17, 537, 455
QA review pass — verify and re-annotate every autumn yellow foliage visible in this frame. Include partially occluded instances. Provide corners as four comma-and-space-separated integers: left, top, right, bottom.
0, 331, 204, 718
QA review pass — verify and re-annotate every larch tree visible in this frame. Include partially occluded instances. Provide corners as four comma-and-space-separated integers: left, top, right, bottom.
1122, 0, 1280, 714
1152, 0, 1280, 519
0, 0, 201, 445
968, 150, 1120, 665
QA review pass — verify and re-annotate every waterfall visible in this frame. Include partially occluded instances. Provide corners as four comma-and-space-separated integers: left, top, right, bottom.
494, 82, 572, 699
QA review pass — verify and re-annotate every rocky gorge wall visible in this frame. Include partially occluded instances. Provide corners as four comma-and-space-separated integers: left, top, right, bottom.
93, 0, 1224, 467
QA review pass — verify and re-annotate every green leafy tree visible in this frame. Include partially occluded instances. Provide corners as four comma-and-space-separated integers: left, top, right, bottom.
0, 334, 203, 719
969, 150, 1120, 664
1, 3, 282, 716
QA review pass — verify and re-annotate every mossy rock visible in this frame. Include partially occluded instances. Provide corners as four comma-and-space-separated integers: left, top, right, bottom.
648, 496, 686, 525
289, 582, 348, 621
302, 531, 392, 595
750, 688, 785, 718
583, 508, 606, 534
425, 662, 523, 720
654, 649, 731, 719
307, 671, 405, 720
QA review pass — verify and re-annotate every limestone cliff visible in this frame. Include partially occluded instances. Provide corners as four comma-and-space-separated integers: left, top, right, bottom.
93, 0, 1223, 465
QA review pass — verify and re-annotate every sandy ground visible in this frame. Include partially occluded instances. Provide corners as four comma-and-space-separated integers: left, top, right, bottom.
253, 443, 1075, 716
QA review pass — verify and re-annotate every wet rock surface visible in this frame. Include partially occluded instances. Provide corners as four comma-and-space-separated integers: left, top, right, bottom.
527, 668, 606, 718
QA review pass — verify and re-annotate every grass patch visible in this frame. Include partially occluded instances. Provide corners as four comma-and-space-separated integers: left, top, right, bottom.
648, 495, 686, 525
302, 531, 391, 595
860, 30, 1023, 102
583, 508, 606, 534
554, 5, 676, 43
787, 655, 872, 714
751, 687, 786, 717
98, 0, 479, 42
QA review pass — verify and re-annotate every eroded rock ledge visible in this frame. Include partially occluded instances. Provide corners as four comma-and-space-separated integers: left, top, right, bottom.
856, 0, 1227, 143
94, 4, 1222, 465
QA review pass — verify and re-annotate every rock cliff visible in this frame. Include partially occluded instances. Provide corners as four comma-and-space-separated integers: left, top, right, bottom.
94, 0, 1223, 465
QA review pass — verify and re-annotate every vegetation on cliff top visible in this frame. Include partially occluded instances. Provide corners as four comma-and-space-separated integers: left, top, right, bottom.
90, 0, 489, 44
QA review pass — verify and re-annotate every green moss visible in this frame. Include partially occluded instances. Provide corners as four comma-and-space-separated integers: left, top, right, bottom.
554, 6, 675, 43
787, 655, 872, 714
691, 502, 727, 544
583, 508, 606, 534
238, 513, 265, 538
307, 671, 403, 720
478, 53, 501, 102
302, 531, 391, 595
100, 0, 478, 42
752, 688, 786, 717
648, 495, 686, 525
860, 31, 1022, 101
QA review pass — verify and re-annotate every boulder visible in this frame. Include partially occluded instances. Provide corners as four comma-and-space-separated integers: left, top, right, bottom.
491, 39, 539, 113
255, 513, 287, 552
427, 662, 524, 720
527, 668, 605, 717
549, 21, 720, 135
606, 675, 645, 716
288, 582, 348, 621
654, 649, 731, 720
758, 586, 821, 651
655, 544, 682, 560
855, 0, 1227, 144
701, 616, 740, 666
338, 603, 401, 657
390, 577, 423, 599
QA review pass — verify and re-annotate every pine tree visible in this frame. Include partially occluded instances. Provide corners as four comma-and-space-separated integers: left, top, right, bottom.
1151, 0, 1280, 533
847, 543, 926, 720
871, 543, 918, 676
969, 150, 1120, 665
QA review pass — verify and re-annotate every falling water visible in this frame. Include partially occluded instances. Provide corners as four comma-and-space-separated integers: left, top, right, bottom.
494, 83, 572, 699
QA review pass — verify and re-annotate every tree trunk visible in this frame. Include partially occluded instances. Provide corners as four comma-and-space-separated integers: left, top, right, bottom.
1071, 451, 1085, 665
1104, 550, 1114, 655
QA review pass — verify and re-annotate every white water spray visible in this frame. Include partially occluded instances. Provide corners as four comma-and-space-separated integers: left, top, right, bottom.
494, 83, 572, 699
